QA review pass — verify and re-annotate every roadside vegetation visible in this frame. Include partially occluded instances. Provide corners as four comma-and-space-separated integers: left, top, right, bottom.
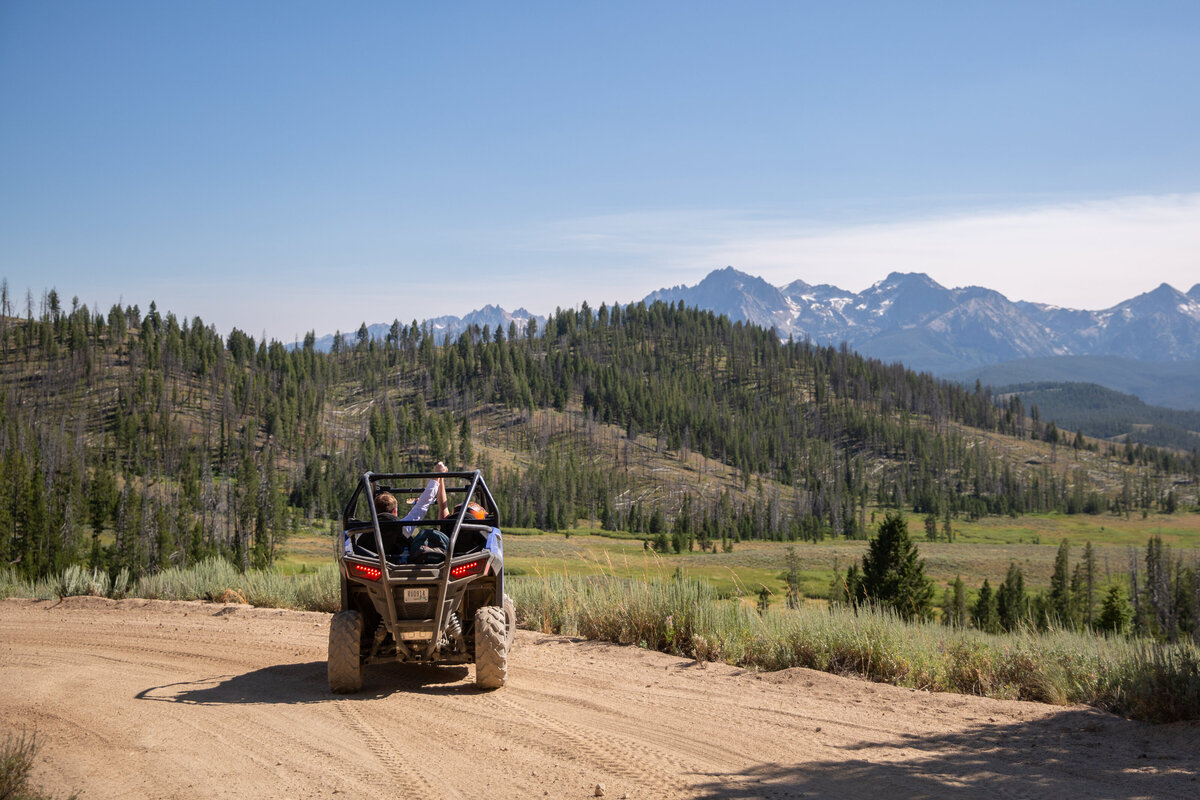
0, 729, 78, 800
0, 559, 340, 613
5, 539, 1199, 723
511, 571, 1200, 724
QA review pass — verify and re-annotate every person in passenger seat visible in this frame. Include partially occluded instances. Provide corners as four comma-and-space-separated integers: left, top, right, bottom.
366, 462, 451, 557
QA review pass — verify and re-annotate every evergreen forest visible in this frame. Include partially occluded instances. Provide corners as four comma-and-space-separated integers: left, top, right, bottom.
2, 283, 1198, 613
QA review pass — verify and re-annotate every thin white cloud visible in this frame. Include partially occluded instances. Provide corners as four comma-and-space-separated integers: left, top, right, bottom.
547, 194, 1200, 309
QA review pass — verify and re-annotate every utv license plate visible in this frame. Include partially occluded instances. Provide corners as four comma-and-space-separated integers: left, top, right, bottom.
400, 631, 433, 641
403, 588, 429, 604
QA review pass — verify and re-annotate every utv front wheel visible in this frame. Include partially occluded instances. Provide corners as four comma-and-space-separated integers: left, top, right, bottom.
328, 610, 364, 693
474, 605, 508, 690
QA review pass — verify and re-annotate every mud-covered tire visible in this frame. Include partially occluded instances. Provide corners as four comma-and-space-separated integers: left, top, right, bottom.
503, 593, 516, 650
328, 610, 364, 693
474, 605, 508, 690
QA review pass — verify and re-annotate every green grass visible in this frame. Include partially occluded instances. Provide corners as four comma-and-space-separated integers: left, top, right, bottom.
269, 505, 1200, 601
274, 531, 339, 572
501, 509, 1200, 603
947, 509, 1200, 548
510, 572, 1200, 723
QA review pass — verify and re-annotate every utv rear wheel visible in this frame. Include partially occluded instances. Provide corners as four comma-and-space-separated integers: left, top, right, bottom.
328, 610, 364, 693
474, 605, 508, 690
503, 593, 516, 650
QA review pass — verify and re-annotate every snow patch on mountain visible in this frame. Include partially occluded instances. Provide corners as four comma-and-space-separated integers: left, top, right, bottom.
639, 267, 1200, 373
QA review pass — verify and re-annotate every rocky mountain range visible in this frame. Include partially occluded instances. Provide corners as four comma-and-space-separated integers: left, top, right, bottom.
308, 267, 1199, 410
644, 267, 1200, 375
309, 304, 544, 352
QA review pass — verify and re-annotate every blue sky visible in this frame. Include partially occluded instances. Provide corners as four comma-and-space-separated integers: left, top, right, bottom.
1, 1, 1198, 342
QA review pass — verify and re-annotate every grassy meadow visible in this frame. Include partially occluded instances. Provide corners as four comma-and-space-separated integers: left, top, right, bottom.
467, 507, 1200, 607
274, 505, 1200, 606
52, 502, 1200, 611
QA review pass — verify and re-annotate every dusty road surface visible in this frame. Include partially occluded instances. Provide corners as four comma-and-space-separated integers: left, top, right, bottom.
1, 597, 1196, 800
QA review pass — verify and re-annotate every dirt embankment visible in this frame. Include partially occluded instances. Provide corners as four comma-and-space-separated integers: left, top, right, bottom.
1, 597, 1196, 799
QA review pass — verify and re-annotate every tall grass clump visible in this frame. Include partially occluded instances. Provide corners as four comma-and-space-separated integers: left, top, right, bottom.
0, 567, 31, 600
135, 558, 339, 611
511, 573, 1200, 722
515, 572, 722, 653
2, 559, 340, 611
0, 729, 78, 800
0, 568, 58, 601
1098, 641, 1200, 723
136, 558, 245, 602
292, 565, 340, 613
54, 565, 131, 599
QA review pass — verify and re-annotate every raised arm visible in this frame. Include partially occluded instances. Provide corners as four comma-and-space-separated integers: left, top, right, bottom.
434, 461, 450, 518
401, 461, 451, 522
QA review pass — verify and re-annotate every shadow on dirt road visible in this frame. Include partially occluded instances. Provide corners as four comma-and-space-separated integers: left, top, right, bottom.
135, 661, 475, 705
688, 708, 1198, 800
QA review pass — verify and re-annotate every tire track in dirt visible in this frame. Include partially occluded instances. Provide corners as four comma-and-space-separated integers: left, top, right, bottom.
334, 700, 456, 800
483, 690, 702, 797
510, 665, 855, 767
135, 677, 352, 781
522, 663, 971, 764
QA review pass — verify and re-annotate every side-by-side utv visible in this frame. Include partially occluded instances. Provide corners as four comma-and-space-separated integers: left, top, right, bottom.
328, 469, 514, 692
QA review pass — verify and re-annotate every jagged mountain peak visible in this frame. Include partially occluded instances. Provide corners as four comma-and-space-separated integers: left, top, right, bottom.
698, 266, 773, 290
1112, 283, 1193, 313
856, 271, 955, 328
301, 304, 547, 352
860, 272, 950, 304
639, 268, 1200, 372
781, 279, 848, 301
647, 267, 789, 326
878, 270, 941, 286
1144, 282, 1188, 300
862, 271, 948, 297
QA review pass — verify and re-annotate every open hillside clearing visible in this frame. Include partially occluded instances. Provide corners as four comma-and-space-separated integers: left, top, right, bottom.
1, 597, 1196, 799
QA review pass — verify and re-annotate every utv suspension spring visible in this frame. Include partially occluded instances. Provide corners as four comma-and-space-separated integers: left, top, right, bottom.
443, 612, 466, 654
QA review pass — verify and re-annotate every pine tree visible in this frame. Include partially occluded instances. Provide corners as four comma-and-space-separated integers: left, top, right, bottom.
1097, 584, 1132, 635
855, 512, 934, 621
972, 579, 998, 633
458, 416, 474, 467
1070, 542, 1099, 628
997, 562, 1028, 632
1048, 539, 1071, 625
941, 575, 967, 628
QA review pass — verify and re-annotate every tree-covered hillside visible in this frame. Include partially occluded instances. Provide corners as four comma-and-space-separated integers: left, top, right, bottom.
2, 285, 1197, 583
995, 381, 1200, 451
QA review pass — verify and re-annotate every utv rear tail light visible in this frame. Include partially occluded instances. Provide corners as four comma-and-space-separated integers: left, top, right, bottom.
350, 563, 382, 582
450, 558, 487, 580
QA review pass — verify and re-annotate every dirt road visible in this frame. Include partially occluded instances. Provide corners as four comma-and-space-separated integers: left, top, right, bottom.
1, 597, 1196, 799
